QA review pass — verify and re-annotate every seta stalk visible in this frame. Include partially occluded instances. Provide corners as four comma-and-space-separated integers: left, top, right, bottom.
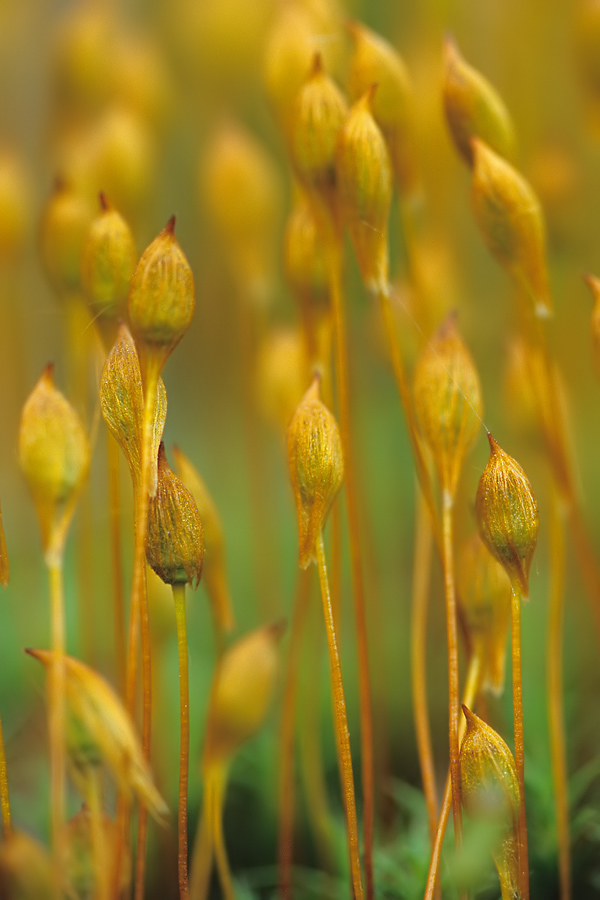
315, 531, 364, 900
327, 236, 373, 900
547, 494, 570, 900
423, 652, 482, 900
173, 582, 191, 898
511, 586, 529, 900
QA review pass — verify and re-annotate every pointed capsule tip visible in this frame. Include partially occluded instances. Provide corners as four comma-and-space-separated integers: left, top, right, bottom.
268, 618, 287, 642
487, 431, 499, 452
584, 272, 600, 301
462, 704, 477, 725
165, 214, 176, 235
364, 83, 379, 105
311, 53, 323, 77
42, 362, 55, 384
443, 33, 458, 56
345, 18, 360, 39
99, 191, 109, 212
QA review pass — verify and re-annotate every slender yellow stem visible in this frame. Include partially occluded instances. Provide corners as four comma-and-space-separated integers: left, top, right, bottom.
441, 492, 462, 848
377, 285, 440, 554
173, 582, 191, 899
87, 768, 109, 900
423, 653, 482, 900
107, 430, 126, 697
211, 763, 235, 900
328, 235, 374, 900
316, 530, 364, 900
278, 567, 312, 900
410, 488, 437, 843
547, 496, 570, 900
48, 555, 66, 873
0, 712, 11, 839
511, 587, 529, 900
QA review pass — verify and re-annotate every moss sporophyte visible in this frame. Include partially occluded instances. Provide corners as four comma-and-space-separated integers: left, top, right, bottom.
3, 5, 600, 900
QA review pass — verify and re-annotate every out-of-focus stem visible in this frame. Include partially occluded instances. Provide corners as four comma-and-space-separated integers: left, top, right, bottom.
377, 285, 440, 553
211, 764, 234, 900
548, 496, 570, 900
278, 567, 312, 900
189, 764, 217, 900
107, 430, 126, 697
527, 312, 600, 644
511, 586, 529, 900
423, 653, 482, 900
0, 713, 11, 840
441, 492, 462, 848
410, 488, 437, 843
87, 768, 109, 900
48, 555, 66, 875
173, 582, 191, 899
328, 235, 373, 900
316, 531, 364, 900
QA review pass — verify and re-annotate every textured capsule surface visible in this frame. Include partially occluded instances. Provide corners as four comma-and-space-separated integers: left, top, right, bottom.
128, 217, 195, 359
476, 433, 539, 597
287, 378, 344, 567
146, 444, 204, 587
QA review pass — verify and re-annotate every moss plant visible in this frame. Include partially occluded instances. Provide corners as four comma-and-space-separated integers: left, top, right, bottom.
4, 5, 600, 900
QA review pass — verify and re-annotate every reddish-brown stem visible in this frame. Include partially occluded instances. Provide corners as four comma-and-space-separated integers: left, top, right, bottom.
316, 531, 364, 900
173, 582, 191, 899
410, 488, 437, 843
511, 587, 529, 900
328, 235, 374, 900
278, 567, 312, 900
423, 653, 481, 900
441, 492, 462, 849
298, 604, 338, 874
548, 496, 570, 900
107, 430, 126, 697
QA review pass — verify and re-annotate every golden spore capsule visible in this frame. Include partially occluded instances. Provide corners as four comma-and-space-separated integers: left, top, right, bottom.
287, 377, 344, 568
146, 443, 204, 587
128, 216, 195, 371
204, 621, 286, 764
18, 365, 90, 554
413, 314, 483, 499
443, 37, 516, 167
476, 433, 539, 598
290, 55, 348, 205
81, 193, 137, 326
336, 86, 393, 294
471, 138, 551, 318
